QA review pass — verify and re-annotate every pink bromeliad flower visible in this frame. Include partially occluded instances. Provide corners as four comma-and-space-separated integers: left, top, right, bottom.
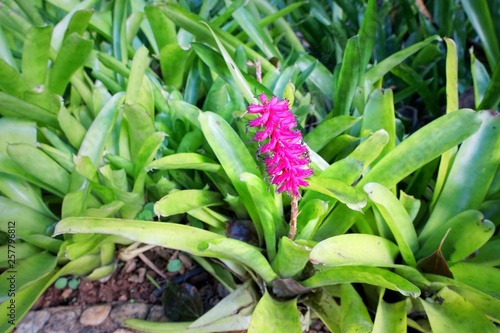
247, 94, 312, 197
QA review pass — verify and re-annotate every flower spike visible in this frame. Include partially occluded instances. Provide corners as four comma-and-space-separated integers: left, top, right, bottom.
246, 94, 312, 197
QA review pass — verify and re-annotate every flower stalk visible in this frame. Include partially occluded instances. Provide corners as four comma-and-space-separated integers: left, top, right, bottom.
247, 94, 312, 240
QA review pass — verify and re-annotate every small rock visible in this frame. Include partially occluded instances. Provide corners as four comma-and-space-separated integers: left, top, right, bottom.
61, 288, 73, 299
112, 329, 135, 333
117, 294, 128, 302
147, 305, 169, 322
80, 305, 112, 326
124, 259, 137, 274
16, 310, 50, 333
127, 267, 146, 283
178, 253, 193, 269
109, 303, 149, 325
42, 310, 77, 333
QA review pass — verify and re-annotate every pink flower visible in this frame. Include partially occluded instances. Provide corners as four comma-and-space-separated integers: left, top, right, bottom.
247, 94, 312, 197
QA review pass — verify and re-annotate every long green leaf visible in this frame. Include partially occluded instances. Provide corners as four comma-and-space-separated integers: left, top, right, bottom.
364, 182, 418, 266
199, 112, 262, 230
341, 284, 373, 333
358, 109, 482, 189
363, 35, 440, 84
372, 296, 406, 333
0, 252, 57, 303
423, 110, 500, 238
301, 266, 420, 297
461, 0, 500, 68
48, 33, 93, 95
304, 115, 361, 152
421, 287, 498, 333
148, 153, 221, 173
154, 190, 223, 217
333, 36, 360, 117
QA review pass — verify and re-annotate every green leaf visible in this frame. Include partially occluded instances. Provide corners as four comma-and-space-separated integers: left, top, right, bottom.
65, 9, 93, 38
341, 283, 373, 333
461, 0, 500, 69
22, 25, 53, 88
202, 22, 256, 104
54, 217, 277, 282
372, 295, 407, 333
307, 177, 367, 212
0, 251, 56, 303
57, 103, 86, 149
471, 51, 490, 108
133, 132, 165, 178
0, 59, 25, 97
364, 182, 418, 266
310, 234, 399, 267
358, 109, 482, 190
160, 43, 189, 89
240, 172, 285, 259
167, 259, 182, 272
271, 237, 311, 278
0, 173, 55, 218
248, 290, 301, 333
296, 54, 334, 100
198, 237, 278, 283
418, 210, 495, 263
7, 143, 70, 196
423, 111, 500, 239
189, 280, 255, 330
78, 92, 124, 166
364, 35, 440, 84
450, 263, 500, 298
420, 287, 498, 333
0, 92, 59, 128
48, 33, 93, 95
296, 199, 329, 241
232, 6, 281, 59
148, 153, 221, 173
301, 266, 420, 297
466, 237, 500, 266
154, 190, 224, 217
304, 115, 361, 152
199, 112, 262, 225
444, 38, 459, 113
303, 288, 341, 333
144, 4, 176, 51
358, 0, 377, 72
333, 36, 360, 117
361, 89, 396, 160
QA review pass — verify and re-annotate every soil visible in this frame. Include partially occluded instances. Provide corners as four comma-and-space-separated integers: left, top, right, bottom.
33, 247, 186, 309
32, 246, 330, 332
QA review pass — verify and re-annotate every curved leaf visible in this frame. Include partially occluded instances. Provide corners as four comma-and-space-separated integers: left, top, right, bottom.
364, 182, 418, 266
248, 290, 301, 333
421, 287, 498, 333
154, 190, 223, 217
301, 266, 420, 297
423, 110, 500, 238
307, 177, 367, 212
359, 109, 482, 189
198, 238, 277, 283
310, 234, 399, 267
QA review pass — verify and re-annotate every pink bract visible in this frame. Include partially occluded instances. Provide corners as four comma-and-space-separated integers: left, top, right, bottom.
247, 94, 312, 196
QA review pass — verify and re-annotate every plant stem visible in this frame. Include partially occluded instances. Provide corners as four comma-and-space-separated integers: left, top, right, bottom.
288, 195, 299, 240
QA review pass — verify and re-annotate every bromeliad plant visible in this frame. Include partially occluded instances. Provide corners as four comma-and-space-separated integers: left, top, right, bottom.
55, 25, 500, 333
